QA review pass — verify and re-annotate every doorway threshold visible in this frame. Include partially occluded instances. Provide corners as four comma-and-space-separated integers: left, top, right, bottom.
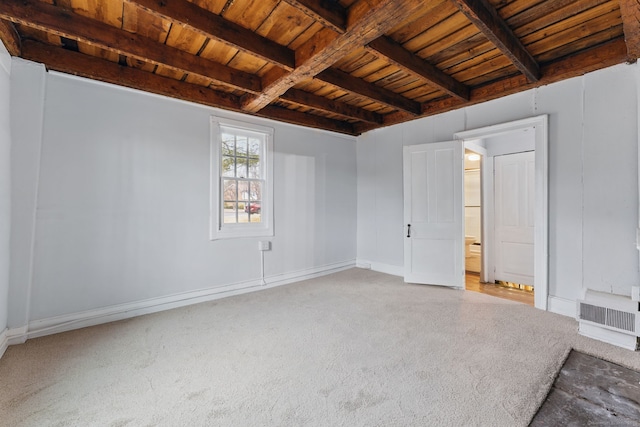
466, 273, 534, 306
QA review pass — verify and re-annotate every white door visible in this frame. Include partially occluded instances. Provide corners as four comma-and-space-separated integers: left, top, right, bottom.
403, 141, 464, 288
494, 151, 535, 285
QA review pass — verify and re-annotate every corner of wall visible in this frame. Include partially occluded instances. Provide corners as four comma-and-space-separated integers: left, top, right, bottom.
0, 45, 10, 76
355, 259, 403, 277
0, 40, 12, 341
637, 61, 640, 270
7, 56, 48, 331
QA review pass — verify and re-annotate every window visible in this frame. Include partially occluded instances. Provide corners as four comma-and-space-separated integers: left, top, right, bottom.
210, 117, 273, 239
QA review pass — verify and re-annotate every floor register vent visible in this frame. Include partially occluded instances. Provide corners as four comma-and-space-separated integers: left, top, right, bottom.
577, 289, 639, 351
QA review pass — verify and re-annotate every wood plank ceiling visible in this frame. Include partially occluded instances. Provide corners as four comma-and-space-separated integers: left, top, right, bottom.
0, 0, 638, 135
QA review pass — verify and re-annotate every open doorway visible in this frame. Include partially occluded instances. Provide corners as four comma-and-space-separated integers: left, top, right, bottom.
464, 150, 482, 275
463, 148, 534, 306
456, 116, 548, 309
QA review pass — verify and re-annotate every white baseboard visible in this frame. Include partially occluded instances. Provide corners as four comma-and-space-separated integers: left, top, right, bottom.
547, 296, 576, 318
20, 259, 355, 341
0, 328, 7, 360
579, 322, 639, 351
6, 326, 28, 345
356, 259, 403, 277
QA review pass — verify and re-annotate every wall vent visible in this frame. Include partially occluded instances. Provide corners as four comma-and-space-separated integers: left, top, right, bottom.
576, 290, 640, 351
578, 303, 635, 333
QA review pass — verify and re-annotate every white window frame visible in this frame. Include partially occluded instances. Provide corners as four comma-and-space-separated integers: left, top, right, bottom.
210, 116, 274, 240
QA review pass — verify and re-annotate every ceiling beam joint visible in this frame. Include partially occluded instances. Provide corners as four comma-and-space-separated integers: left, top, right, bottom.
242, 0, 425, 114
0, 19, 20, 56
451, 0, 540, 82
618, 0, 640, 62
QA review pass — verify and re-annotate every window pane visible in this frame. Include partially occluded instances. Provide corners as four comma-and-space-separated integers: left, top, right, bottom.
223, 203, 237, 224
214, 119, 272, 239
221, 134, 235, 156
245, 202, 261, 212
238, 181, 250, 201
248, 138, 261, 157
236, 161, 247, 178
248, 203, 262, 223
246, 173, 262, 221
223, 179, 237, 202
222, 156, 235, 177
238, 211, 249, 223
248, 157, 260, 179
250, 181, 262, 201
236, 136, 248, 157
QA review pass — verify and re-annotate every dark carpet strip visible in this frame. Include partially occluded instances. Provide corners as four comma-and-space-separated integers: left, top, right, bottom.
530, 350, 640, 426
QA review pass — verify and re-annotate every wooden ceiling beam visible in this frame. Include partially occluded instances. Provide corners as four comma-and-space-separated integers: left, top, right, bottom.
280, 0, 346, 33
21, 40, 241, 111
367, 36, 470, 100
0, 0, 262, 93
354, 37, 628, 134
129, 0, 295, 70
21, 40, 356, 135
242, 0, 424, 113
446, 38, 626, 112
317, 68, 422, 115
281, 88, 383, 124
4, 0, 379, 128
0, 19, 20, 56
451, 0, 540, 82
618, 0, 640, 61
259, 105, 356, 135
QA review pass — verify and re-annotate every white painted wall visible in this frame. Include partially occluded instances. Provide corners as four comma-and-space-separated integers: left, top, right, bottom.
0, 43, 11, 337
8, 59, 46, 330
6, 58, 639, 334
357, 62, 639, 310
484, 127, 535, 157
9, 66, 356, 326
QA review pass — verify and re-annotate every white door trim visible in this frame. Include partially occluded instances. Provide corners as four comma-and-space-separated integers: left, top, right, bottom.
454, 115, 548, 311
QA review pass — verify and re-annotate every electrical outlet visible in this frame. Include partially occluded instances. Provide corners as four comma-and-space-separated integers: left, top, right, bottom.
258, 240, 271, 251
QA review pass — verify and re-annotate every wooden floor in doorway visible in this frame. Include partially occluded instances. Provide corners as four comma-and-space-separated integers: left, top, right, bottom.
465, 273, 534, 306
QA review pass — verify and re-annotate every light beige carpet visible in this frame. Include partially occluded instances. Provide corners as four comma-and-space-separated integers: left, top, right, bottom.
1, 268, 639, 426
